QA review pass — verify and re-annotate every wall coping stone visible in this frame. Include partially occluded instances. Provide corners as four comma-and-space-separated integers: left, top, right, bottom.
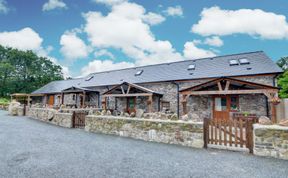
253, 124, 288, 131
87, 115, 203, 125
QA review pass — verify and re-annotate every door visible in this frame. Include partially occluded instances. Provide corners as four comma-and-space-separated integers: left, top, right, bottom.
48, 95, 54, 106
127, 97, 136, 114
213, 96, 230, 121
213, 95, 239, 121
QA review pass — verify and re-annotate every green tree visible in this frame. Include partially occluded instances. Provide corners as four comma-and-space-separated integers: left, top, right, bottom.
277, 57, 288, 98
278, 71, 288, 98
0, 45, 63, 97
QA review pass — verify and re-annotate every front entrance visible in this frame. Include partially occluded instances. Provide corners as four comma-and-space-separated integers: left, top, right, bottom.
213, 95, 239, 121
203, 117, 257, 153
48, 95, 54, 106
72, 111, 87, 128
126, 97, 136, 114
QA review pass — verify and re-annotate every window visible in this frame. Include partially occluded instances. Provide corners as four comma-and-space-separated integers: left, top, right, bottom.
215, 97, 227, 111
72, 94, 76, 101
85, 76, 94, 81
135, 70, 143, 76
188, 64, 196, 70
239, 58, 250, 65
230, 96, 239, 111
229, 59, 239, 66
161, 101, 170, 111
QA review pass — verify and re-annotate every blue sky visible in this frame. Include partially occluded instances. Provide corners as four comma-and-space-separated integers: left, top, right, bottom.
0, 0, 288, 77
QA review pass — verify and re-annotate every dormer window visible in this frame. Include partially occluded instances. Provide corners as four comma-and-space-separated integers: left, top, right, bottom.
239, 58, 250, 65
85, 76, 94, 81
188, 64, 196, 70
229, 59, 239, 66
135, 70, 143, 76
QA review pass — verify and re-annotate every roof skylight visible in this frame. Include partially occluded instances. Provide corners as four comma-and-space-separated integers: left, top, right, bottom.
188, 64, 196, 70
229, 59, 239, 66
239, 58, 250, 65
135, 70, 143, 76
85, 76, 94, 81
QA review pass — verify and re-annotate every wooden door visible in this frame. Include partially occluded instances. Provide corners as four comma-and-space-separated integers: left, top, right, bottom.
213, 96, 230, 121
127, 97, 136, 114
48, 95, 54, 106
213, 95, 239, 121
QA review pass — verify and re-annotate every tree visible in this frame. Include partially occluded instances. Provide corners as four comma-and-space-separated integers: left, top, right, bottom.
278, 71, 288, 98
277, 57, 288, 98
0, 45, 64, 97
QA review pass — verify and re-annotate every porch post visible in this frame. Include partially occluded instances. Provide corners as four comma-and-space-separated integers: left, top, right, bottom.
61, 92, 64, 105
83, 91, 86, 108
182, 95, 188, 115
148, 94, 153, 113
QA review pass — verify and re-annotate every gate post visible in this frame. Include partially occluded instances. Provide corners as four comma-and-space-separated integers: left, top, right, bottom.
246, 119, 254, 154
203, 118, 208, 149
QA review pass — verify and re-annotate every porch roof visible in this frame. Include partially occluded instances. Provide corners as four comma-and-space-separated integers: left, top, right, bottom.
102, 82, 163, 97
180, 77, 279, 99
61, 86, 99, 93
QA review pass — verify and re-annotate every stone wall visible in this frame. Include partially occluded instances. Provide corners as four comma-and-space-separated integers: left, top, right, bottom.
27, 108, 73, 128
37, 74, 276, 120
85, 115, 204, 148
253, 124, 288, 160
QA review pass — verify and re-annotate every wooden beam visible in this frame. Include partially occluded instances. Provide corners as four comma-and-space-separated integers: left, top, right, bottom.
61, 93, 64, 105
217, 82, 223, 91
121, 86, 125, 94
181, 89, 278, 96
126, 85, 131, 94
103, 93, 153, 97
225, 81, 230, 91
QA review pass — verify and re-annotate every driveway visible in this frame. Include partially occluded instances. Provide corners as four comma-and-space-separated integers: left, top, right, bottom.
0, 110, 287, 178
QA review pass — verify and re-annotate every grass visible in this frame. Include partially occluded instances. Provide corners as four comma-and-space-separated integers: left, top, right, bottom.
0, 98, 10, 106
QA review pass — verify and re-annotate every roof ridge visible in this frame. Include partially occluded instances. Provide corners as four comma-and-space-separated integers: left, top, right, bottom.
87, 51, 264, 76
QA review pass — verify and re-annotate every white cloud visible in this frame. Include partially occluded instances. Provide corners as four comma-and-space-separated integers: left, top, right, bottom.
204, 36, 223, 47
183, 41, 216, 59
94, 49, 115, 59
83, 2, 183, 66
143, 12, 165, 25
92, 0, 127, 6
164, 5, 183, 17
81, 59, 134, 76
60, 32, 90, 60
192, 6, 288, 39
42, 0, 67, 11
0, 28, 43, 50
0, 0, 9, 14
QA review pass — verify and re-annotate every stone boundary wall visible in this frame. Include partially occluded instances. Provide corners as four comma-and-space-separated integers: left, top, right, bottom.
254, 124, 288, 160
27, 108, 73, 128
85, 115, 204, 148
60, 108, 101, 114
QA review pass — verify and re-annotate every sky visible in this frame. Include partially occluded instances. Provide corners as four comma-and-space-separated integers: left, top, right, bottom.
0, 0, 288, 78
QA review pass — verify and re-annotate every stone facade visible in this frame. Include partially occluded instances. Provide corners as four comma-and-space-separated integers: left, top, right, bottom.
254, 124, 288, 160
85, 115, 204, 148
41, 75, 276, 120
27, 108, 73, 128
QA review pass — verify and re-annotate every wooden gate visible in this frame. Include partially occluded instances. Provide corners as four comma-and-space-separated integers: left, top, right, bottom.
72, 111, 87, 128
203, 117, 258, 153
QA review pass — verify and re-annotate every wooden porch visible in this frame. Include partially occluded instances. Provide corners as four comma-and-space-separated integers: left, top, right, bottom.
102, 82, 163, 113
180, 77, 280, 123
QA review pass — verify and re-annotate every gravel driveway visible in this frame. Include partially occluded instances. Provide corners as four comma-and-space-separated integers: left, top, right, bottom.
0, 110, 287, 178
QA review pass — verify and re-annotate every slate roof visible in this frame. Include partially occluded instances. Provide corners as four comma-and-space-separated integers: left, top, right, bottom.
32, 51, 283, 94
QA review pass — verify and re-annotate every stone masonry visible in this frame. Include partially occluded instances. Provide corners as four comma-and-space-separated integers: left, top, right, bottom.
44, 75, 275, 120
27, 108, 73, 128
254, 124, 288, 160
85, 115, 204, 148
